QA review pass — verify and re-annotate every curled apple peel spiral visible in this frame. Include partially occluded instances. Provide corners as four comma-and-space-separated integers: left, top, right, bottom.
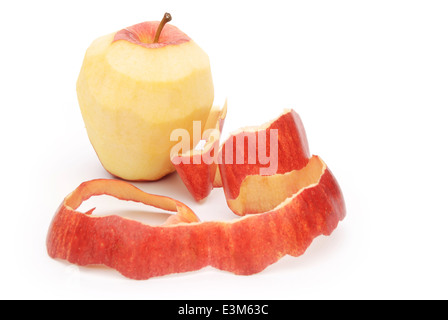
47, 107, 346, 280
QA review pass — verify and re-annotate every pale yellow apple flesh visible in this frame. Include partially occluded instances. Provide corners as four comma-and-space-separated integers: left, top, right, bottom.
77, 30, 214, 181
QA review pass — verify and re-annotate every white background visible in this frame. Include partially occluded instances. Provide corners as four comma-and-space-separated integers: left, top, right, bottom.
1, 0, 447, 300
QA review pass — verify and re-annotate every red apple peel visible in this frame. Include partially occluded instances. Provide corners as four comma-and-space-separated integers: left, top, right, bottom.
171, 101, 227, 201
219, 110, 310, 194
47, 155, 345, 280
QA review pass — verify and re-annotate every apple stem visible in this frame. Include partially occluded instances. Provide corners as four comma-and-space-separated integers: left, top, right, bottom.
153, 12, 172, 44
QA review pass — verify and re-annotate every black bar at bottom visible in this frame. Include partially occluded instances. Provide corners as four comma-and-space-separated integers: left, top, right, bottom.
146, 300, 302, 318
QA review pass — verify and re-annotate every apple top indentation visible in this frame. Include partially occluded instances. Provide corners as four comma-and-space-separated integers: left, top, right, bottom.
113, 21, 191, 49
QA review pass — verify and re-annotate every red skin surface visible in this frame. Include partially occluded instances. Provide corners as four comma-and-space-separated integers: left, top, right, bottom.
113, 21, 190, 48
219, 110, 310, 201
171, 105, 227, 201
174, 159, 219, 202
173, 109, 309, 203
47, 157, 345, 280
